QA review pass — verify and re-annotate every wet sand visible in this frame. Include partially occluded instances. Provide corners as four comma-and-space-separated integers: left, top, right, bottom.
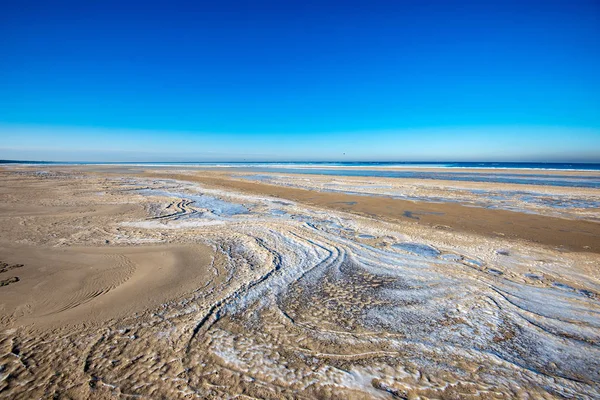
245, 166, 600, 176
0, 166, 599, 399
142, 171, 600, 253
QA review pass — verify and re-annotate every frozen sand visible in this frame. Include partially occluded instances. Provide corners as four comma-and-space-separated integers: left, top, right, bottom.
0, 166, 598, 399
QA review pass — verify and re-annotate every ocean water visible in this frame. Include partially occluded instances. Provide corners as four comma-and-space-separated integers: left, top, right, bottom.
3, 160, 600, 171
4, 161, 600, 188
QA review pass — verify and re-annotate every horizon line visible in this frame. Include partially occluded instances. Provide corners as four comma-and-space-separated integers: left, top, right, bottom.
2, 159, 600, 165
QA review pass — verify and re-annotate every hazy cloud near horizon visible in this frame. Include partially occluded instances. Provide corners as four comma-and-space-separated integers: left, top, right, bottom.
1, 124, 599, 163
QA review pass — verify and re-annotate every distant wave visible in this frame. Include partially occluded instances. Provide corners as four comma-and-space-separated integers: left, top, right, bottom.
2, 160, 600, 171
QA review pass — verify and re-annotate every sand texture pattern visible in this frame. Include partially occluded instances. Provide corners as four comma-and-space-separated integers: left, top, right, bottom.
0, 166, 599, 399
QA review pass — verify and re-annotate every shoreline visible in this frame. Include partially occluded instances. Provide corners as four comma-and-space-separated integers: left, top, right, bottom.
3, 166, 598, 253
4, 163, 600, 175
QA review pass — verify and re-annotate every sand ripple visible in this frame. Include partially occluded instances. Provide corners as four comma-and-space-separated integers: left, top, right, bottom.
0, 171, 598, 398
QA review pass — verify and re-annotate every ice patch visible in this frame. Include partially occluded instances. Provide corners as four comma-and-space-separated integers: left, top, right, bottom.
392, 242, 440, 257
137, 189, 248, 216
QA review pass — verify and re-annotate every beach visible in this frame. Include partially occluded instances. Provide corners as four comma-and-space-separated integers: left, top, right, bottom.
1, 164, 599, 398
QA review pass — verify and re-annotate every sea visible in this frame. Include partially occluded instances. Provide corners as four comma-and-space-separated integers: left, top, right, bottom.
2, 161, 600, 170
2, 161, 600, 188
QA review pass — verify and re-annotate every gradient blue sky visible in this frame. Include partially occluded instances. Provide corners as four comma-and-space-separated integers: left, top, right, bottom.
1, 0, 599, 162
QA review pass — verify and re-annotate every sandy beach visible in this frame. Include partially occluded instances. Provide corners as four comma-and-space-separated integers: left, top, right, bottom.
1, 165, 599, 399
4, 0, 599, 397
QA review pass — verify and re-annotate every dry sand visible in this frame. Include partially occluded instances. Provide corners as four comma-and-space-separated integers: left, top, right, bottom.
0, 243, 214, 328
0, 166, 599, 399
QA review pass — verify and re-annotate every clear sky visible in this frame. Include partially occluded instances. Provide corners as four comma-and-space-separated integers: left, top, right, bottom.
1, 0, 599, 162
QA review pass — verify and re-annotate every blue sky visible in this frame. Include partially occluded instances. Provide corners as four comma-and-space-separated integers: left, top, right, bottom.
1, 0, 599, 162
